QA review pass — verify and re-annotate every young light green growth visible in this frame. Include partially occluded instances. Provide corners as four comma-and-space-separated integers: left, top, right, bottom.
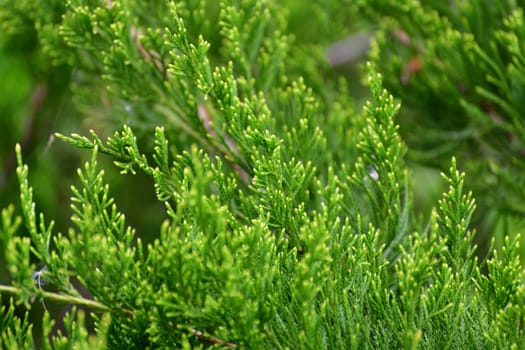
2, 69, 523, 348
0, 0, 524, 349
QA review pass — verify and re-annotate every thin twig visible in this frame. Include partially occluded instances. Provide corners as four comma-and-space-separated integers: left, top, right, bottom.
190, 328, 238, 348
198, 103, 251, 185
0, 284, 132, 316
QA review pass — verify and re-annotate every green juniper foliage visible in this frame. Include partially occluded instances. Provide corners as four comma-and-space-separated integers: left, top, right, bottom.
355, 0, 525, 254
0, 0, 524, 349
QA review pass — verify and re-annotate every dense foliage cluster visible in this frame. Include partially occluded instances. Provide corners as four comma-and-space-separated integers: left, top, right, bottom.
358, 0, 525, 252
0, 0, 524, 348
